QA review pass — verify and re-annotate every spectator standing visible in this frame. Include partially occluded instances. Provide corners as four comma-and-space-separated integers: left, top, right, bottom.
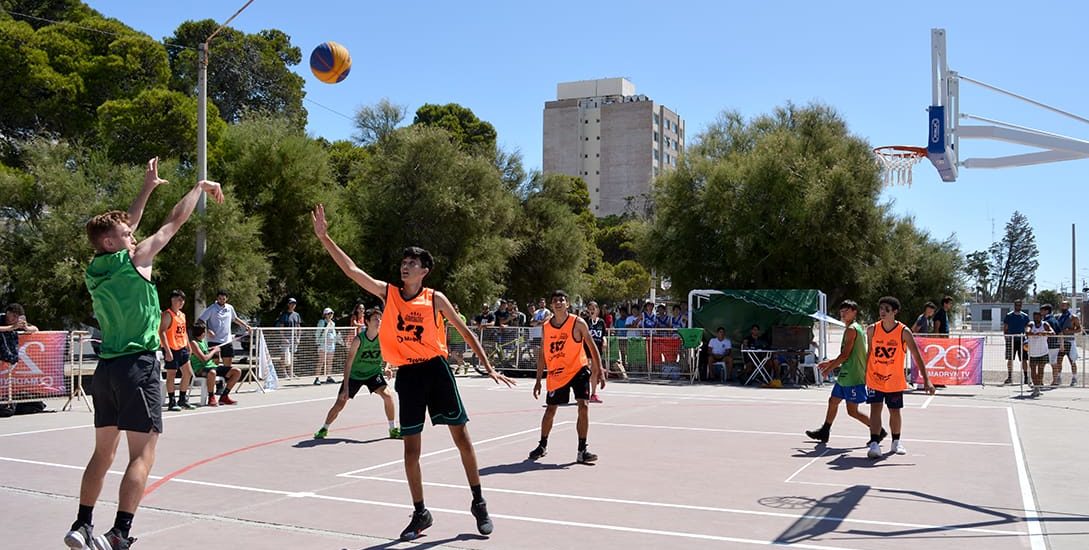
473, 303, 495, 328
314, 308, 341, 385
274, 298, 302, 378
1054, 300, 1081, 386
509, 301, 527, 327
911, 302, 937, 335
1026, 311, 1053, 398
670, 305, 687, 329
584, 301, 613, 402
1002, 300, 1030, 385
349, 303, 366, 335
933, 296, 953, 335
197, 290, 251, 372
1, 304, 39, 371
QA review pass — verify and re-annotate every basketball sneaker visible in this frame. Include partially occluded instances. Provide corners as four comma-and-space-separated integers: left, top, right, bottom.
92, 528, 134, 549
804, 426, 830, 443
867, 441, 882, 459
399, 509, 433, 541
388, 427, 401, 439
577, 449, 598, 464
470, 499, 493, 535
219, 395, 237, 405
891, 440, 907, 455
314, 427, 328, 439
528, 445, 547, 460
64, 522, 93, 549
206, 395, 217, 407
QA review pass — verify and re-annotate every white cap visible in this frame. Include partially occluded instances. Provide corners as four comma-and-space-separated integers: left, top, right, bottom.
322, 307, 334, 315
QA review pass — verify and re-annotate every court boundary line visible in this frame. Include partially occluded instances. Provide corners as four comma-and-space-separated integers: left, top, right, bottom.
1007, 407, 1046, 549
335, 423, 570, 477
594, 421, 1012, 446
345, 473, 1025, 536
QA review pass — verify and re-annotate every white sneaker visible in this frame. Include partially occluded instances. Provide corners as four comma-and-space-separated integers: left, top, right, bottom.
891, 440, 907, 455
867, 441, 881, 459
1071, 376, 1078, 387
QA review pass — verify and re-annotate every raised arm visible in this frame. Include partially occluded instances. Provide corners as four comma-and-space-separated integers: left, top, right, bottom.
311, 204, 387, 299
127, 157, 170, 233
132, 179, 223, 272
434, 291, 514, 388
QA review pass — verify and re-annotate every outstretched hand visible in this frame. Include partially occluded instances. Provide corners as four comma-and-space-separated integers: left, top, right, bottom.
490, 370, 516, 388
199, 180, 224, 204
145, 157, 169, 188
312, 204, 329, 238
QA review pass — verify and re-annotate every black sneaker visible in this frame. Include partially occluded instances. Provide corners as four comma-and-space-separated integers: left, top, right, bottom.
166, 400, 180, 412
64, 522, 93, 549
1002, 376, 1013, 385
804, 427, 829, 443
577, 449, 598, 464
471, 499, 493, 535
92, 528, 135, 549
399, 509, 433, 541
528, 445, 547, 460
325, 376, 336, 384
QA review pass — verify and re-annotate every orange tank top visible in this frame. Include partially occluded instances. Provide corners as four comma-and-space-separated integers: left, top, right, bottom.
866, 321, 909, 392
380, 285, 448, 366
542, 314, 588, 390
163, 308, 189, 351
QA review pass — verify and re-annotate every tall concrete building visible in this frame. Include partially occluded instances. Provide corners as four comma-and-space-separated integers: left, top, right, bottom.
543, 78, 684, 217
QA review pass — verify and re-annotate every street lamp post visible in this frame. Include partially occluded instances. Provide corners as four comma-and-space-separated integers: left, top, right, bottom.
194, 0, 254, 312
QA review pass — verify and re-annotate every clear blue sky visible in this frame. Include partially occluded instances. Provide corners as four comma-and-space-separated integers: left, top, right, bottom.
88, 0, 1089, 297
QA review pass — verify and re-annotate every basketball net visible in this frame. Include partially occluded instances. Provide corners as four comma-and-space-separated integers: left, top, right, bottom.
873, 146, 928, 187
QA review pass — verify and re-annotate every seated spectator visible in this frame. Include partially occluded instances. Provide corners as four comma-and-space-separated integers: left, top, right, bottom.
670, 305, 687, 328
706, 327, 733, 382
655, 304, 671, 329
188, 321, 241, 406
1, 304, 39, 370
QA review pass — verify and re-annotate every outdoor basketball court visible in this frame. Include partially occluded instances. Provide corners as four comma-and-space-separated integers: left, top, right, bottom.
2, 377, 1087, 549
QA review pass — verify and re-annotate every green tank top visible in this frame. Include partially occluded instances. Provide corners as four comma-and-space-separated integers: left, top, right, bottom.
85, 250, 161, 358
191, 339, 216, 373
837, 321, 868, 386
350, 333, 384, 380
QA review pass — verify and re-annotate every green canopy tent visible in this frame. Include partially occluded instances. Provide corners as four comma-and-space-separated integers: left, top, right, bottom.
687, 289, 840, 362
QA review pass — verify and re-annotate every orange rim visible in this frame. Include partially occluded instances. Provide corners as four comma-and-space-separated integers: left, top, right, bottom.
873, 145, 928, 158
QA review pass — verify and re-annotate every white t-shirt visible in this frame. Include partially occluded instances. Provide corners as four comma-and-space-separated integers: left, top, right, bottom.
709, 337, 732, 356
1026, 321, 1050, 357
198, 303, 237, 344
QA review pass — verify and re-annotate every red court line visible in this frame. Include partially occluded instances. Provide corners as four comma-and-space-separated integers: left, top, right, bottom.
144, 406, 546, 497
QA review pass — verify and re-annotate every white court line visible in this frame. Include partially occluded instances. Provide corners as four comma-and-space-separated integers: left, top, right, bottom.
921, 395, 935, 409
348, 474, 1024, 537
0, 396, 336, 438
595, 422, 1012, 446
335, 423, 569, 477
1007, 407, 1046, 549
0, 455, 855, 550
784, 447, 829, 484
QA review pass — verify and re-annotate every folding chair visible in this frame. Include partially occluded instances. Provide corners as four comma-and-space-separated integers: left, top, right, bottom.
676, 328, 705, 383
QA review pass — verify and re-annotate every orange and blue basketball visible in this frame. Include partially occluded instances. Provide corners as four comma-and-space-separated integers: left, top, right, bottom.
309, 41, 351, 84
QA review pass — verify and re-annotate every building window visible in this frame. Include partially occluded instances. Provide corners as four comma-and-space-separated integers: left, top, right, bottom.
653, 113, 660, 125
981, 309, 992, 321
596, 153, 599, 157
596, 188, 599, 192
653, 167, 659, 176
596, 136, 600, 140
595, 170, 599, 175
584, 154, 589, 158
596, 118, 600, 123
654, 131, 659, 142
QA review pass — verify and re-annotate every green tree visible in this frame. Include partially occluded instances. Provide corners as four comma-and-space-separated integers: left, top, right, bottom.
1036, 289, 1062, 308
96, 88, 226, 164
641, 102, 963, 315
321, 138, 369, 187
0, 12, 169, 144
412, 103, 497, 155
339, 125, 520, 310
213, 115, 339, 315
352, 97, 406, 146
989, 211, 1038, 303
964, 250, 992, 301
166, 20, 306, 128
506, 173, 594, 305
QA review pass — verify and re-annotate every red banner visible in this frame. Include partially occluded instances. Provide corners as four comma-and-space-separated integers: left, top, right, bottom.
0, 331, 68, 398
909, 336, 984, 385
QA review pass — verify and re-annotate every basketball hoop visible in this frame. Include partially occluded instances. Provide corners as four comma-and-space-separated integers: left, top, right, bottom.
873, 145, 928, 187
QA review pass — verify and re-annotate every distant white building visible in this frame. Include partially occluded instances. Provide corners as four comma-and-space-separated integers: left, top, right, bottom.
543, 78, 684, 217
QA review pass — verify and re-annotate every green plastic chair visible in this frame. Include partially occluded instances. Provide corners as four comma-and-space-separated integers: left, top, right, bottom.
626, 336, 648, 376
676, 328, 705, 382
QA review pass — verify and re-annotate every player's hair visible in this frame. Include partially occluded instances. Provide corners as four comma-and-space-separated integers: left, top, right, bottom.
402, 246, 434, 270
364, 307, 382, 322
750, 324, 761, 330
942, 295, 954, 305
216, 289, 229, 297
5, 303, 24, 315
85, 211, 129, 251
716, 326, 726, 332
838, 299, 859, 311
924, 301, 936, 310
191, 320, 207, 339
550, 289, 569, 301
587, 301, 599, 308
878, 296, 901, 312
1041, 303, 1053, 312
170, 289, 186, 299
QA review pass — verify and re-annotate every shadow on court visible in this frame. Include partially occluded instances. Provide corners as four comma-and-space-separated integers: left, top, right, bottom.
791, 445, 855, 459
292, 436, 391, 448
479, 460, 575, 476
357, 532, 489, 549
773, 484, 869, 544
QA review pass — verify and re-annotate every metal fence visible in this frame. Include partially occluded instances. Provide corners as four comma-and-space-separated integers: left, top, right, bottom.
250, 326, 359, 385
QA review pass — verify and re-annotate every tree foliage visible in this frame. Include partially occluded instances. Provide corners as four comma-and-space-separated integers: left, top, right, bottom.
339, 125, 520, 310
641, 103, 964, 319
988, 211, 1038, 302
352, 98, 406, 146
413, 103, 497, 155
166, 20, 306, 128
97, 88, 226, 164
